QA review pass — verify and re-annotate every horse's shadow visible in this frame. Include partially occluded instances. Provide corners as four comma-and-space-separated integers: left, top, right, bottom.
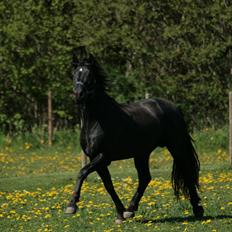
136, 215, 232, 224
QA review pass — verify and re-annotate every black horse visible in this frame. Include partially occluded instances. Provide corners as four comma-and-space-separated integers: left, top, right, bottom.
65, 48, 204, 223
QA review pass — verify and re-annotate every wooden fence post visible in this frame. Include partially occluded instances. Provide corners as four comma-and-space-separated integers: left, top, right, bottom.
48, 90, 53, 146
145, 91, 150, 99
229, 92, 232, 167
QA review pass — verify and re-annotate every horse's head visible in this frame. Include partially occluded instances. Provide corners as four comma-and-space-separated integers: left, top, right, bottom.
72, 47, 99, 104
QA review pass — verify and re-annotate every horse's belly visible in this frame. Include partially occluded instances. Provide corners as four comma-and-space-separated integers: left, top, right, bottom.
103, 138, 156, 160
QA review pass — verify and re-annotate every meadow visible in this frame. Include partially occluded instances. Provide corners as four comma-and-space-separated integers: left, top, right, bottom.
0, 127, 231, 231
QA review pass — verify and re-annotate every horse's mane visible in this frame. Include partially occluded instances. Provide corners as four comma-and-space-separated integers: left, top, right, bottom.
91, 56, 108, 92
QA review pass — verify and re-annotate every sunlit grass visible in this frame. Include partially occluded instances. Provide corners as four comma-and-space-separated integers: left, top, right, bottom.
0, 144, 229, 178
0, 168, 232, 231
0, 128, 231, 231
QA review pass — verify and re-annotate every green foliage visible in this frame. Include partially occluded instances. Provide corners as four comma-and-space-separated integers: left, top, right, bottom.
193, 126, 228, 153
0, 0, 232, 131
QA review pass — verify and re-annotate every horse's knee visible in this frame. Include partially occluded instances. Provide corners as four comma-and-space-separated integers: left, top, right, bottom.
78, 168, 88, 179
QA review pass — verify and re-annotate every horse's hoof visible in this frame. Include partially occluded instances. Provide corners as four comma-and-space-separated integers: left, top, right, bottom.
193, 205, 204, 219
115, 214, 125, 224
115, 218, 124, 224
123, 211, 135, 219
64, 206, 77, 214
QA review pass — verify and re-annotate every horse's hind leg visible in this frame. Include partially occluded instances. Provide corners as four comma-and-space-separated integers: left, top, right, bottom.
188, 184, 204, 218
167, 142, 204, 218
124, 155, 151, 219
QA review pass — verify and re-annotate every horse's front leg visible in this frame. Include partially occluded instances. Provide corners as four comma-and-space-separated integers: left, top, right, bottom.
65, 153, 106, 214
97, 167, 126, 224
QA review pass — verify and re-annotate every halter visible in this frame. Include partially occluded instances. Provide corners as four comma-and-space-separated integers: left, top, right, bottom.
73, 66, 96, 95
74, 79, 96, 96
74, 81, 86, 94
76, 81, 85, 86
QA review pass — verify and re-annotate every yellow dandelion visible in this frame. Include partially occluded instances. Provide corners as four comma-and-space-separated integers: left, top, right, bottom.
44, 214, 51, 219
202, 219, 212, 224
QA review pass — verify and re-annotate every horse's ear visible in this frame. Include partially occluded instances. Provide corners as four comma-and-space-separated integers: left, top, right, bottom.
72, 46, 88, 68
72, 48, 79, 68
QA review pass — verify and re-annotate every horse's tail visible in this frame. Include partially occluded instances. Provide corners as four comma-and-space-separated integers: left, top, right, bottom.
170, 133, 200, 199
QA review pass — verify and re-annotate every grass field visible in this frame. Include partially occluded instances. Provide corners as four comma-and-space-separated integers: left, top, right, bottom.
0, 128, 232, 231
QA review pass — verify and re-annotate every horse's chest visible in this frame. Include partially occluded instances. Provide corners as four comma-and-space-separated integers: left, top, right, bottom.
80, 126, 104, 157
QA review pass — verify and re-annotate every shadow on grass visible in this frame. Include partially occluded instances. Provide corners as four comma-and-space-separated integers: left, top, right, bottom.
136, 215, 232, 224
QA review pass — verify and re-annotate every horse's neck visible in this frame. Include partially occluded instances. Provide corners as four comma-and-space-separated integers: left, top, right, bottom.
79, 104, 97, 128
79, 93, 119, 129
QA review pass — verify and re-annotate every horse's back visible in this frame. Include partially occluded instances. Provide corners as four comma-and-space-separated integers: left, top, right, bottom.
122, 98, 182, 126
121, 98, 188, 148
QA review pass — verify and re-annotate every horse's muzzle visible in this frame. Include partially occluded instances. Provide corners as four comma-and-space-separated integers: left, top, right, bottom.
74, 83, 86, 102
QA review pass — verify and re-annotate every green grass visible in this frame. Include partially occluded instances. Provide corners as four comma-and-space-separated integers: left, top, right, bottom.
0, 127, 232, 231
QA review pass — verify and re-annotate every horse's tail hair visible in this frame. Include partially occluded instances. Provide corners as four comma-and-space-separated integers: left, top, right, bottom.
171, 134, 200, 199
